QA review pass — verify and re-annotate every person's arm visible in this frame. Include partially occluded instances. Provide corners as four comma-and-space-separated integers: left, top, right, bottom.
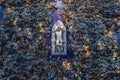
61, 28, 65, 31
53, 29, 56, 33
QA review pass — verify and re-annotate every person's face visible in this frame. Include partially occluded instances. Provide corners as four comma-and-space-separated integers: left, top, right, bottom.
57, 27, 61, 31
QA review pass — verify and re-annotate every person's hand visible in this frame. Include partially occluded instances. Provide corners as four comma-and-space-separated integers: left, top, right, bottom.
52, 30, 56, 33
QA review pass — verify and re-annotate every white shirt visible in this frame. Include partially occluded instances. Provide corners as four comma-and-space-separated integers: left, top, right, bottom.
55, 31, 63, 45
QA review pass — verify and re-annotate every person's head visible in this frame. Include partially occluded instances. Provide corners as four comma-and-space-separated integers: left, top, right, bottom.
57, 26, 61, 31
58, 26, 61, 28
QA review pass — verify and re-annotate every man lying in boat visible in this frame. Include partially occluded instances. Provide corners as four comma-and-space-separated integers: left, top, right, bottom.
53, 26, 65, 52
